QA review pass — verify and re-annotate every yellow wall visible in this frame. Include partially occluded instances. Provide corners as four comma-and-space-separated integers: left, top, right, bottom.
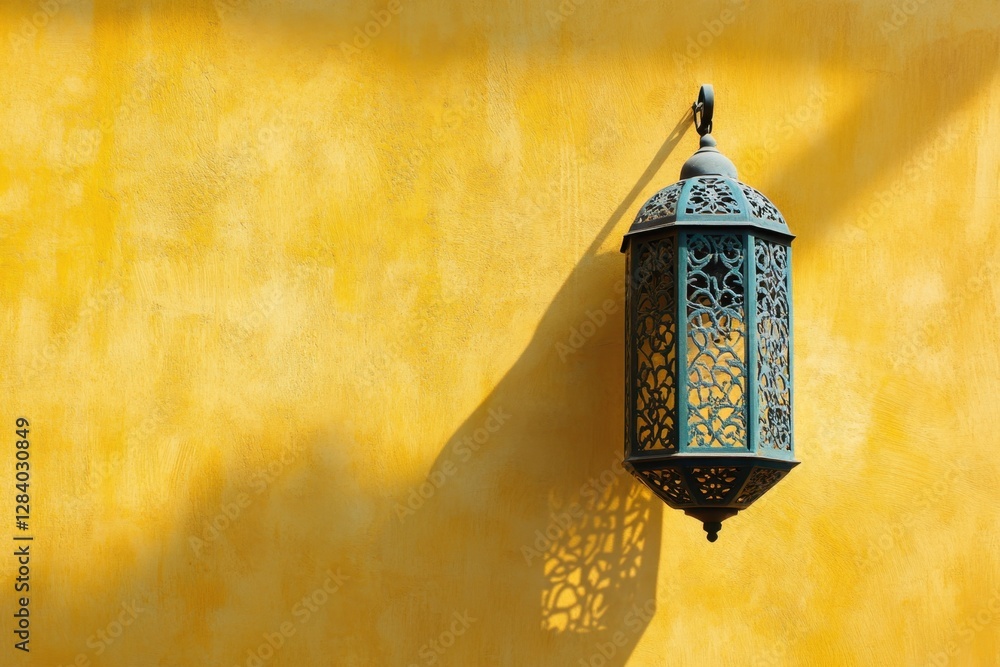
1, 0, 999, 665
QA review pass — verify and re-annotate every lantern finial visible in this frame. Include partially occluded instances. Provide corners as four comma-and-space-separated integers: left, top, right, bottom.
704, 522, 721, 542
679, 132, 738, 179
681, 85, 737, 179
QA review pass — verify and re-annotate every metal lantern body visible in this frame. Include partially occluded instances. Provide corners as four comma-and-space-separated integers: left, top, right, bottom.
621, 98, 797, 541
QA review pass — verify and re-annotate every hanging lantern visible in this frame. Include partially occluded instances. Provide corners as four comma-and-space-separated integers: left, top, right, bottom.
621, 85, 797, 542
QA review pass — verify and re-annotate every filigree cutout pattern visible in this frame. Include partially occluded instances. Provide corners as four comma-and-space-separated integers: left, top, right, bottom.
686, 235, 746, 448
735, 468, 784, 505
629, 237, 677, 452
739, 184, 785, 224
636, 184, 682, 224
640, 468, 692, 505
684, 177, 741, 215
755, 240, 791, 451
690, 467, 740, 502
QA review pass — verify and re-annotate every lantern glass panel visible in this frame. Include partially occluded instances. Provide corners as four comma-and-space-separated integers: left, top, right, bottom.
684, 233, 747, 450
754, 238, 792, 452
627, 235, 677, 454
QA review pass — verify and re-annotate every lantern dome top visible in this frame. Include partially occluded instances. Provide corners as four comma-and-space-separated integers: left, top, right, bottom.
680, 134, 737, 179
620, 173, 793, 251
621, 93, 794, 253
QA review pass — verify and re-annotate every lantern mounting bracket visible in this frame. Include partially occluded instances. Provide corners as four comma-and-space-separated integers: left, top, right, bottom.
692, 84, 714, 136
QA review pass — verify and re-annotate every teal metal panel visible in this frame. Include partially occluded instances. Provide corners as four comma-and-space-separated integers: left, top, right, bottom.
787, 244, 795, 457
676, 233, 689, 453
746, 233, 758, 454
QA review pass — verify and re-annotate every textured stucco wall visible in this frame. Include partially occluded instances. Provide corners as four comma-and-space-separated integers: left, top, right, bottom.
1, 0, 999, 665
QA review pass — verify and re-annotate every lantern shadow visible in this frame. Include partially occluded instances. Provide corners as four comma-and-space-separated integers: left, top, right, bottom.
378, 111, 692, 665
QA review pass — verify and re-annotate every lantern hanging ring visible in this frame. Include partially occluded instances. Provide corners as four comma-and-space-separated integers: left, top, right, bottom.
692, 84, 714, 136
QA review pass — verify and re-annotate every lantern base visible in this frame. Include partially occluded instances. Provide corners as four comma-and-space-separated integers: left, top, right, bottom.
684, 508, 739, 542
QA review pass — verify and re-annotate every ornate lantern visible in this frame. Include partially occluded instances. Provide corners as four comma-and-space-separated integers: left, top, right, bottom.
621, 86, 797, 541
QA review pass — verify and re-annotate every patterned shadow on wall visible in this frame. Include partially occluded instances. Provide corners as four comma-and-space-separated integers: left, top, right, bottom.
376, 111, 693, 666
536, 473, 653, 634
531, 114, 695, 642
